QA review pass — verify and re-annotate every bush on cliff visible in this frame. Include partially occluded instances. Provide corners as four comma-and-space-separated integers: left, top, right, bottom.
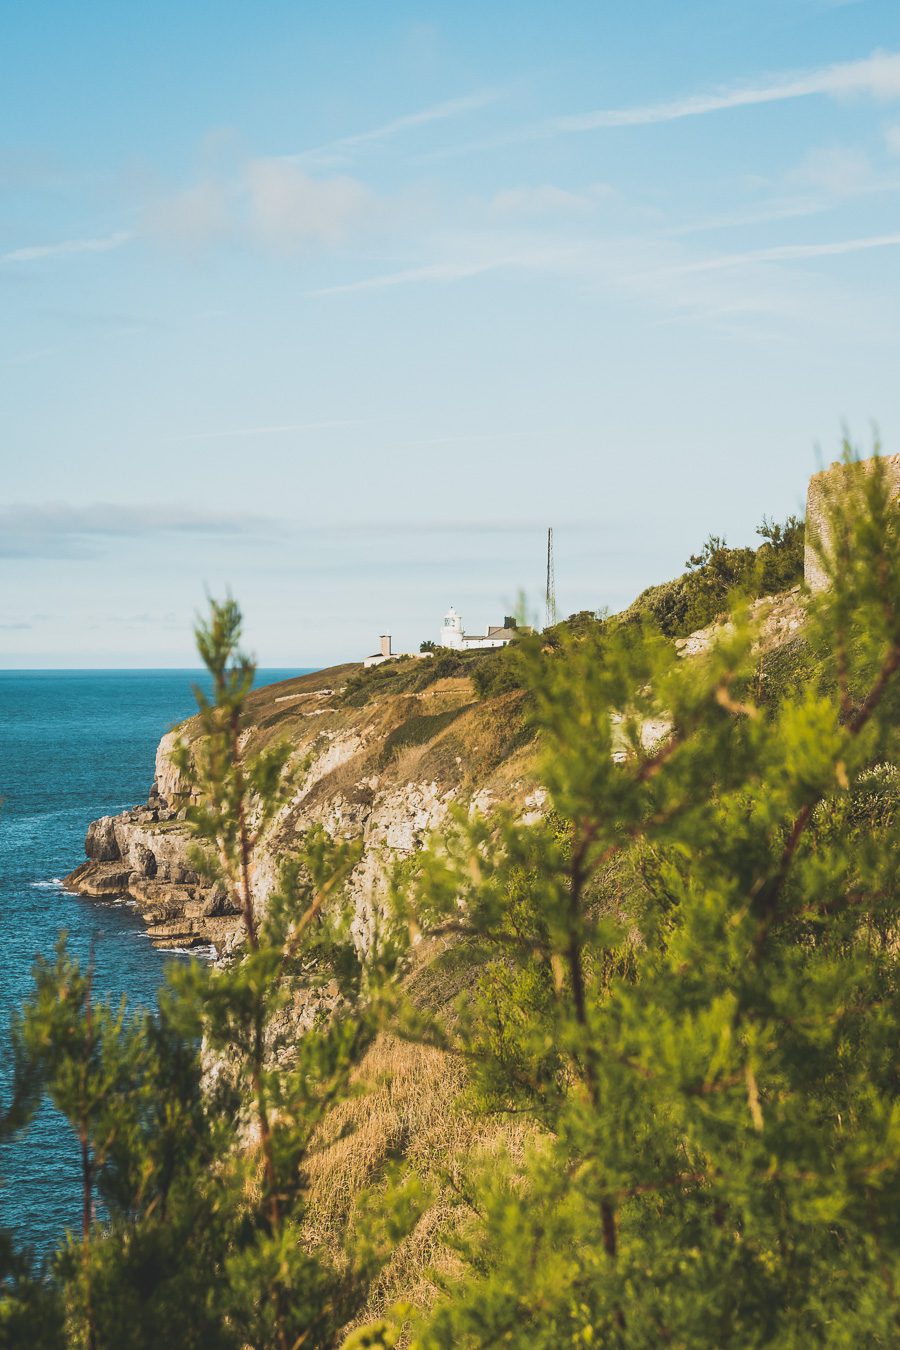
618, 512, 804, 639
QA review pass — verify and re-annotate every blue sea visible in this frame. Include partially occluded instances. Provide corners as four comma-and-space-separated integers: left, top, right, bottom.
0, 669, 306, 1259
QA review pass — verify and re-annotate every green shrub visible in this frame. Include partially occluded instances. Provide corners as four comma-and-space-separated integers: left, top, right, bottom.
339, 659, 423, 707
471, 645, 529, 700
620, 514, 804, 639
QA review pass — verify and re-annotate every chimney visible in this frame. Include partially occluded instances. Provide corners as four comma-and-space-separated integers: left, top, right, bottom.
380, 634, 392, 658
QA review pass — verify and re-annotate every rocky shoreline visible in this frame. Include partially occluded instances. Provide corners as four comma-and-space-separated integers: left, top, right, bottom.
63, 798, 243, 952
62, 662, 538, 957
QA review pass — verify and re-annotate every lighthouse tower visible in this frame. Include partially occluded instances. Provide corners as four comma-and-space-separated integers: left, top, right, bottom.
440, 606, 464, 649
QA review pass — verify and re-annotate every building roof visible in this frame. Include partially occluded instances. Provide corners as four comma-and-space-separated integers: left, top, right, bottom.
473, 627, 519, 641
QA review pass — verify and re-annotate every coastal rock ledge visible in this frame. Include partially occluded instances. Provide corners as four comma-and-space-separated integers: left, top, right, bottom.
63, 662, 537, 955
64, 800, 242, 951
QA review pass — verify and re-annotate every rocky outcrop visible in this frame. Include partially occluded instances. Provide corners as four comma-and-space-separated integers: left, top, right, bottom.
85, 815, 121, 862
673, 586, 806, 659
66, 801, 242, 950
804, 453, 900, 592
64, 664, 536, 955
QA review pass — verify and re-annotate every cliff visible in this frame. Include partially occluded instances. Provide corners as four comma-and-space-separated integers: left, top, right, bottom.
64, 660, 539, 953
62, 585, 814, 1321
64, 582, 808, 958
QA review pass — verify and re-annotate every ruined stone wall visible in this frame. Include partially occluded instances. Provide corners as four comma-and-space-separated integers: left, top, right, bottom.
804, 453, 900, 592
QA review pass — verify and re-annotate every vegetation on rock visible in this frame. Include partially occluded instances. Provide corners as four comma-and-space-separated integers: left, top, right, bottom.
614, 512, 804, 639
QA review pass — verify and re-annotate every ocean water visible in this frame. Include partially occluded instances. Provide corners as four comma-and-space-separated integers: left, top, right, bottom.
0, 668, 306, 1259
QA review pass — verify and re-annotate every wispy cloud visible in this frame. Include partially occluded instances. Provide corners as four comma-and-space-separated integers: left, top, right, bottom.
788, 144, 875, 197
244, 160, 372, 248
116, 91, 497, 257
332, 90, 502, 150
145, 181, 230, 246
664, 199, 833, 237
310, 258, 510, 296
0, 504, 277, 560
671, 230, 900, 275
419, 52, 900, 163
300, 90, 503, 164
144, 160, 375, 251
308, 217, 899, 336
0, 231, 132, 264
551, 50, 900, 133
0, 500, 605, 562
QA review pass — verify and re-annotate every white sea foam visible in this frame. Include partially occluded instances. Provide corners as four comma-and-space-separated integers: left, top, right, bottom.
30, 878, 64, 889
167, 944, 217, 961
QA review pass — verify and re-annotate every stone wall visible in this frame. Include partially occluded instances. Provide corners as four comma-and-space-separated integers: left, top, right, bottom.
804, 453, 900, 592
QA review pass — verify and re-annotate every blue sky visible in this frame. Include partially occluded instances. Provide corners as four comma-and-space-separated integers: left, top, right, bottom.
2, 0, 900, 666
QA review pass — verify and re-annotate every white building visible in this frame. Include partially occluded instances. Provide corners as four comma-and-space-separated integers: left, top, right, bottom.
440, 606, 518, 651
363, 608, 519, 667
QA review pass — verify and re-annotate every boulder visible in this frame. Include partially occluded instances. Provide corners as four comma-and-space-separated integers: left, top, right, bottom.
65, 861, 132, 898
131, 842, 157, 879
127, 879, 194, 915
85, 816, 121, 862
202, 882, 238, 918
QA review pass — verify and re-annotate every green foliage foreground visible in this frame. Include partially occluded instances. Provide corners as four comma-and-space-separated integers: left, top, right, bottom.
1, 603, 407, 1350
1, 449, 898, 1348
393, 453, 898, 1348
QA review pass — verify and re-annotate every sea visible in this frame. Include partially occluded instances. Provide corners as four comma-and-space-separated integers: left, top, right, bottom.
0, 668, 306, 1260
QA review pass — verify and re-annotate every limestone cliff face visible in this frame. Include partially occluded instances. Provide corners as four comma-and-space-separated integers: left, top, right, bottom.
64, 662, 536, 953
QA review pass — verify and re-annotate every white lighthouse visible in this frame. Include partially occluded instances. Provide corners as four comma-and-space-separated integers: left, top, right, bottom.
440, 606, 464, 650
439, 606, 519, 651
365, 606, 519, 665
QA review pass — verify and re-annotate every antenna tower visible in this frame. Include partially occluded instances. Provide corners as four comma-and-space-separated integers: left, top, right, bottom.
545, 527, 557, 629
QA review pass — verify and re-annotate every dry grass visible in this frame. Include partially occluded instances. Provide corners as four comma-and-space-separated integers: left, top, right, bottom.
299, 746, 376, 811
303, 1026, 529, 1333
418, 675, 476, 703
305, 1035, 465, 1247
300, 940, 530, 1332
388, 742, 429, 782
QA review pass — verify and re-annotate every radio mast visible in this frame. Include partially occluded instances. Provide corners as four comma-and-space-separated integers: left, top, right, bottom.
545, 527, 557, 629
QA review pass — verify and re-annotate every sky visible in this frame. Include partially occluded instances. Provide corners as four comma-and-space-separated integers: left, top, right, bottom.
2, 0, 900, 667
